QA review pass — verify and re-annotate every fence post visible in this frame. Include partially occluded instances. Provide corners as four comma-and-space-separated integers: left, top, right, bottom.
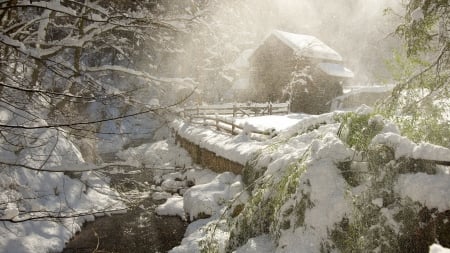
268, 102, 273, 115
233, 104, 237, 118
215, 114, 220, 131
231, 120, 235, 135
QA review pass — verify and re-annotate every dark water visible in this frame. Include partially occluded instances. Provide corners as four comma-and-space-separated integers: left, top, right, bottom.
62, 164, 188, 253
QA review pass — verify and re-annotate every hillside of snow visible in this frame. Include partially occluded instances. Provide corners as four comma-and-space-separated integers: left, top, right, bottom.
0, 126, 125, 253
164, 107, 450, 252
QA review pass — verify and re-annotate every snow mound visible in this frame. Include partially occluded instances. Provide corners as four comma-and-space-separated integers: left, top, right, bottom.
183, 172, 247, 221
156, 195, 186, 220
173, 119, 265, 165
116, 140, 192, 168
430, 244, 450, 253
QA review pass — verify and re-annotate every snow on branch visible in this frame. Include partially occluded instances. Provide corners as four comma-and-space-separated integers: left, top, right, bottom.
0, 33, 63, 58
371, 132, 450, 162
0, 82, 95, 100
2, 1, 183, 31
0, 159, 137, 173
0, 207, 128, 223
83, 65, 196, 84
0, 107, 155, 129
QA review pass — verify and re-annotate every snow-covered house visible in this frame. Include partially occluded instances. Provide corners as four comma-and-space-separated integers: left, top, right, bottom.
248, 30, 353, 114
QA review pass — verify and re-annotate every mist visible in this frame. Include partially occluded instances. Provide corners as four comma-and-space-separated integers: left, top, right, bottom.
170, 0, 404, 103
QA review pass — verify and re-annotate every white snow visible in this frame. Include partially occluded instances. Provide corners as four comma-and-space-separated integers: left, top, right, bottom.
318, 62, 354, 78
274, 133, 352, 252
272, 30, 343, 61
0, 108, 126, 253
430, 244, 450, 253
173, 119, 266, 165
371, 132, 450, 161
3, 77, 434, 253
18, 0, 77, 16
183, 172, 247, 221
116, 140, 192, 168
166, 170, 247, 253
2, 204, 19, 220
234, 113, 309, 132
395, 173, 450, 211
0, 162, 125, 253
156, 195, 186, 220
172, 112, 355, 252
233, 235, 275, 253
169, 110, 450, 252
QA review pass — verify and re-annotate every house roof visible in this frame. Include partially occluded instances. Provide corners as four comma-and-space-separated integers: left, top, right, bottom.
272, 30, 343, 62
318, 62, 354, 78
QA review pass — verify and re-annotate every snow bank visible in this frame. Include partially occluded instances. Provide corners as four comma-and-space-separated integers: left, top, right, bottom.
169, 112, 450, 252
166, 171, 247, 253
0, 127, 124, 253
280, 112, 338, 139
156, 195, 185, 220
274, 134, 352, 252
184, 172, 247, 221
430, 244, 450, 253
173, 120, 266, 165
234, 113, 308, 132
116, 140, 192, 168
171, 113, 352, 252
0, 168, 125, 252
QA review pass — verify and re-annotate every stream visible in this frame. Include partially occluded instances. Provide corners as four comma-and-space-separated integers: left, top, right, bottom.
62, 160, 188, 253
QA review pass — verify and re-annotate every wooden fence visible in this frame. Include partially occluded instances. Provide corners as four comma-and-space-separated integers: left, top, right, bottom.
181, 102, 289, 118
178, 102, 289, 138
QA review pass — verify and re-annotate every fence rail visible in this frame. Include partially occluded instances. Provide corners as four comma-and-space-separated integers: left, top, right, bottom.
181, 102, 289, 117
178, 102, 289, 138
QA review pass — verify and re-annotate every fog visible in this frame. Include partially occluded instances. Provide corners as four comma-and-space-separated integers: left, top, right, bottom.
270, 0, 403, 82
158, 0, 404, 103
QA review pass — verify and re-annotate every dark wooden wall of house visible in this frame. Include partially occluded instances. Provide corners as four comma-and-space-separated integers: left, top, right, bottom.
250, 35, 297, 102
249, 34, 344, 114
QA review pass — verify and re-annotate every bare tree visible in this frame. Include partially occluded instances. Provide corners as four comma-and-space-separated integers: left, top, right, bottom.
0, 0, 201, 222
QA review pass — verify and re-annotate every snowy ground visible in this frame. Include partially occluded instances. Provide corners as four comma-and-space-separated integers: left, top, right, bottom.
164, 108, 450, 253
0, 128, 126, 253
2, 104, 449, 252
